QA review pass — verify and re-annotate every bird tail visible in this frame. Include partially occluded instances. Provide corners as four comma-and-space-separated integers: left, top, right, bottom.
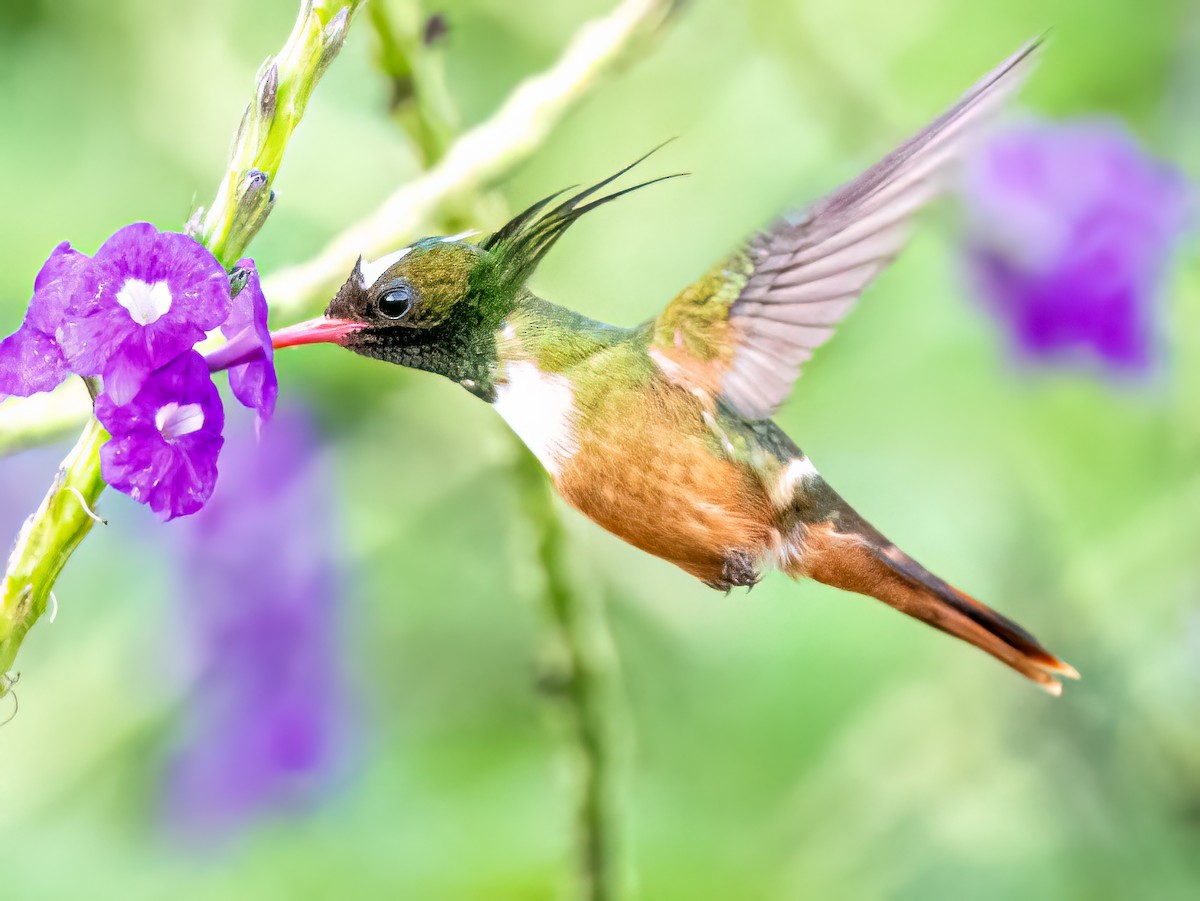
789, 513, 1078, 694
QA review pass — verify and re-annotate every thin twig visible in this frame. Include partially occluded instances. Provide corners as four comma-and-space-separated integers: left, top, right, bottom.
516, 452, 626, 901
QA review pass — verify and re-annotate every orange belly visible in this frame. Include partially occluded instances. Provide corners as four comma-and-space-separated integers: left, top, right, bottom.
552, 386, 775, 584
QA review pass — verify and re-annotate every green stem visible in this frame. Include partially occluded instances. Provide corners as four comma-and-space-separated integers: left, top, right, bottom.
368, 0, 457, 167
195, 0, 364, 266
368, 5, 637, 894
515, 451, 625, 901
0, 0, 361, 697
0, 417, 108, 684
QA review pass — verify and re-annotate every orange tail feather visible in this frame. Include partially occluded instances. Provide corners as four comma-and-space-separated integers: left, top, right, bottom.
795, 523, 1077, 694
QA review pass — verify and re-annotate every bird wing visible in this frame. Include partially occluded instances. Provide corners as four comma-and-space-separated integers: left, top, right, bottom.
649, 39, 1041, 420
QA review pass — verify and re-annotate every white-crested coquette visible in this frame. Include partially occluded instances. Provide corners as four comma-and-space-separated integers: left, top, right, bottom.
273, 39, 1079, 694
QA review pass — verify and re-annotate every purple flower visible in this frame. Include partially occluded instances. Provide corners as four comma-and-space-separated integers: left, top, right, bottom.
206, 259, 277, 430
59, 223, 231, 404
0, 222, 283, 521
162, 407, 348, 839
962, 119, 1191, 371
0, 243, 90, 400
95, 351, 225, 521
0, 227, 237, 409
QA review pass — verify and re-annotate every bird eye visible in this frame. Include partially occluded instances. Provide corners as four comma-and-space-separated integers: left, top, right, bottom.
377, 283, 415, 320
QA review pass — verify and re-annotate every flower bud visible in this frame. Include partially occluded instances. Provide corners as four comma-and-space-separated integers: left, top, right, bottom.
256, 61, 280, 124
423, 13, 448, 46
228, 169, 276, 256
241, 167, 270, 198
316, 7, 350, 78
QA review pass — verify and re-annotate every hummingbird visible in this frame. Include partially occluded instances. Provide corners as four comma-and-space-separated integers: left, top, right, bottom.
273, 39, 1078, 694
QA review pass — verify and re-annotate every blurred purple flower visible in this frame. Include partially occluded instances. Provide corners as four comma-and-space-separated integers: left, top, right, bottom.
208, 259, 277, 430
962, 119, 1190, 371
95, 351, 225, 522
162, 406, 349, 840
0, 242, 89, 400
59, 222, 231, 404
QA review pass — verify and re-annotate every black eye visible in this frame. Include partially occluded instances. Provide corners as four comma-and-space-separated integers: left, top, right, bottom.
377, 283, 415, 320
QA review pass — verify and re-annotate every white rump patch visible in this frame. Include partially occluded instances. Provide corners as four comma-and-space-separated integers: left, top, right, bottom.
770, 456, 818, 508
440, 229, 480, 243
155, 402, 205, 441
116, 278, 172, 325
492, 361, 578, 477
359, 246, 414, 286
762, 530, 804, 572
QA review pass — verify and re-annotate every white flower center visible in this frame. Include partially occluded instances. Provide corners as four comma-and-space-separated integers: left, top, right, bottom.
116, 278, 172, 325
155, 402, 205, 441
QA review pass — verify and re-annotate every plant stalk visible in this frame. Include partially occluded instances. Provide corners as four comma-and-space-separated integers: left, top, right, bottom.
0, 0, 361, 697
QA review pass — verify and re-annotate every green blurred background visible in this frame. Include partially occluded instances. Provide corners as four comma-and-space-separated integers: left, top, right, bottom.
1, 0, 1198, 898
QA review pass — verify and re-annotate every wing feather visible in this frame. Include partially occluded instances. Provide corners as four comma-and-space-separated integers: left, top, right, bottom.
651, 39, 1042, 420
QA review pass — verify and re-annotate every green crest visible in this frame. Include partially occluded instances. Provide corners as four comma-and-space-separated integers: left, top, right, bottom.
480, 145, 682, 291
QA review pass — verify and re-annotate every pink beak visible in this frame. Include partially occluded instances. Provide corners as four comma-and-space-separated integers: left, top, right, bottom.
270, 316, 363, 349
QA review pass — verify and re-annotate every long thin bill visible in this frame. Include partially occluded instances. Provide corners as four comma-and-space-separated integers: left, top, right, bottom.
270, 316, 362, 349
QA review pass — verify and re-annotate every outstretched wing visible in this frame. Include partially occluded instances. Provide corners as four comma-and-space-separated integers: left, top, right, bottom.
650, 39, 1042, 420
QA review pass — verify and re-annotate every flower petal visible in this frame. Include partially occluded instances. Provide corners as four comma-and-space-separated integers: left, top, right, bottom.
0, 325, 72, 399
100, 340, 156, 406
28, 241, 90, 332
222, 259, 277, 428
60, 223, 231, 393
0, 242, 90, 399
96, 351, 225, 521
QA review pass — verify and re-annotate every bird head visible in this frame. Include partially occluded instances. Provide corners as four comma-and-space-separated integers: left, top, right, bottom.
271, 148, 680, 399
271, 233, 506, 397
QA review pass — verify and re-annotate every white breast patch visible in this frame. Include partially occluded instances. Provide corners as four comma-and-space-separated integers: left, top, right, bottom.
492, 361, 579, 478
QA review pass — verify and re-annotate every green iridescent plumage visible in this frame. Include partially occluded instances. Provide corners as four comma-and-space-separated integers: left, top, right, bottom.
274, 38, 1078, 694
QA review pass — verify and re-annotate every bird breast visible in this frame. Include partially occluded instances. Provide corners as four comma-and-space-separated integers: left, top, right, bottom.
491, 359, 580, 477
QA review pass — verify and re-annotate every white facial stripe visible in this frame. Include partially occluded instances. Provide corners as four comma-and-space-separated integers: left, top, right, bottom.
492, 361, 578, 478
155, 402, 205, 441
359, 246, 414, 286
116, 278, 172, 326
770, 456, 819, 508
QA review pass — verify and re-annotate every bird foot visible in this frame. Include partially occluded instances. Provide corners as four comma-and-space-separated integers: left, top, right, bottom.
704, 551, 762, 593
